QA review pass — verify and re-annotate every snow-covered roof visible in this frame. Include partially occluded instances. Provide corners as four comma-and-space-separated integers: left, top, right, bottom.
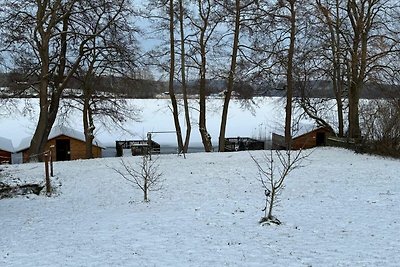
15, 137, 31, 153
0, 136, 14, 153
49, 125, 105, 148
16, 125, 105, 152
293, 123, 319, 138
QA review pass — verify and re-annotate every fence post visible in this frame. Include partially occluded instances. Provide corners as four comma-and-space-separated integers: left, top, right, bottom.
147, 132, 152, 160
44, 152, 51, 196
49, 146, 54, 177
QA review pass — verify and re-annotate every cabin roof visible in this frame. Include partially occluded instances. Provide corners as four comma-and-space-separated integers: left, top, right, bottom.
273, 123, 318, 138
273, 123, 333, 138
16, 125, 105, 152
294, 126, 332, 141
0, 136, 14, 153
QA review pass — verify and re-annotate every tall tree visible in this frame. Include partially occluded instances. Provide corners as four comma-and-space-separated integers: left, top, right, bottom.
78, 0, 139, 158
178, 0, 192, 153
345, 0, 376, 140
252, 0, 307, 148
169, 0, 185, 153
315, 0, 347, 137
292, 0, 400, 140
187, 0, 220, 152
144, 0, 189, 153
218, 0, 255, 152
342, 0, 399, 140
284, 0, 297, 148
81, 61, 96, 159
59, 72, 140, 159
1, 0, 131, 161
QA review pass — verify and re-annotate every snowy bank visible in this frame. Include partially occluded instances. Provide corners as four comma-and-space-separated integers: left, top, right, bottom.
0, 147, 399, 266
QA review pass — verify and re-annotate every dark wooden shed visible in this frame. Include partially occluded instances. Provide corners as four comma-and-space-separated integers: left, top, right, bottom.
272, 126, 333, 150
0, 137, 14, 164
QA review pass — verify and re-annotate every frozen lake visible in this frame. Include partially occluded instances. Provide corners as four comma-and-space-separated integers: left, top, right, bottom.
0, 97, 326, 151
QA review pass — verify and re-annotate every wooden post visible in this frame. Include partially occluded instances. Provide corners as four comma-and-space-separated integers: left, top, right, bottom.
44, 153, 51, 196
49, 147, 54, 177
147, 132, 152, 161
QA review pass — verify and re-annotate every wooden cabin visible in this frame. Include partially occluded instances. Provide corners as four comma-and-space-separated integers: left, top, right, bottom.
224, 137, 265, 152
16, 126, 104, 162
0, 136, 14, 164
272, 126, 333, 150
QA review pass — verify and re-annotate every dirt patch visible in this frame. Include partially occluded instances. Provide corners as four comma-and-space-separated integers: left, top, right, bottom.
0, 182, 44, 199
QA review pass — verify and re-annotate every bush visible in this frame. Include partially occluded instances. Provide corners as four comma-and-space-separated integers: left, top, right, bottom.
360, 98, 400, 157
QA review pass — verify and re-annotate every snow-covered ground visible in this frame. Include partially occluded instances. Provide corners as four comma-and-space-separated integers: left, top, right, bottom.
1, 147, 399, 266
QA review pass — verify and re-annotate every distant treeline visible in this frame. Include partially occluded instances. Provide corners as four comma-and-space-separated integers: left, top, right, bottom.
0, 73, 398, 99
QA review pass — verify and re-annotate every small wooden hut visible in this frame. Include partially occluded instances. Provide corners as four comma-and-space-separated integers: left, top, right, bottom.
272, 125, 333, 150
16, 126, 104, 162
0, 137, 14, 164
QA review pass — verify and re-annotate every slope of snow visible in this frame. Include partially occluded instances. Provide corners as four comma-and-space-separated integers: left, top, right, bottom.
1, 148, 399, 266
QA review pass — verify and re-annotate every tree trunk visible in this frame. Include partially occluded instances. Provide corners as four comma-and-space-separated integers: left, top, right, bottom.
169, 0, 184, 153
348, 83, 361, 139
218, 0, 241, 152
199, 65, 212, 152
29, 108, 50, 162
30, 82, 62, 161
267, 186, 275, 220
334, 0, 344, 137
337, 96, 344, 137
83, 96, 94, 159
346, 0, 375, 141
179, 0, 191, 153
29, 7, 69, 161
348, 35, 362, 140
285, 1, 296, 149
198, 8, 212, 152
82, 61, 95, 159
144, 175, 148, 202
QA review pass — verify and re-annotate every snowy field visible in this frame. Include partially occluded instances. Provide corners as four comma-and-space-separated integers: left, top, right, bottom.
1, 147, 399, 266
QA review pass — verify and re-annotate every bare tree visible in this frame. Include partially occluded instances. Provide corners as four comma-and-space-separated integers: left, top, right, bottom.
285, 0, 400, 142
283, 0, 298, 148
251, 149, 308, 224
168, 0, 185, 153
178, 0, 192, 153
343, 0, 399, 140
186, 0, 221, 152
217, 0, 257, 152
81, 67, 96, 158
315, 0, 347, 137
217, 0, 242, 152
143, 0, 189, 153
73, 3, 140, 158
360, 98, 400, 157
250, 0, 311, 148
60, 91, 141, 159
114, 155, 163, 202
287, 0, 345, 136
0, 0, 132, 161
